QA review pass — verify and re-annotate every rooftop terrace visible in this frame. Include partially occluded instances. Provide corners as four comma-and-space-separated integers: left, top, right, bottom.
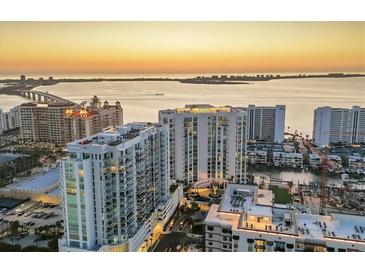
71, 122, 160, 147
176, 105, 233, 114
218, 184, 257, 213
206, 183, 365, 244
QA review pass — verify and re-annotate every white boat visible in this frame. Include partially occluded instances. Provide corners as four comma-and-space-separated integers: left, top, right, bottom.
341, 173, 349, 182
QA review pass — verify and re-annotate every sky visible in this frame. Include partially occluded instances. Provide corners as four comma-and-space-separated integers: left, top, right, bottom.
0, 22, 364, 74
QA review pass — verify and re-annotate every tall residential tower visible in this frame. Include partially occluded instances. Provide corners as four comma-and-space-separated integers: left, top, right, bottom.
159, 104, 248, 185
312, 106, 365, 146
18, 96, 123, 145
247, 105, 286, 143
59, 123, 171, 252
0, 107, 19, 134
64, 96, 123, 143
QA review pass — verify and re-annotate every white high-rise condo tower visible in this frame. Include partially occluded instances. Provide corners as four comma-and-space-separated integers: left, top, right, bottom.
312, 106, 365, 147
159, 104, 248, 185
59, 123, 173, 252
247, 105, 286, 143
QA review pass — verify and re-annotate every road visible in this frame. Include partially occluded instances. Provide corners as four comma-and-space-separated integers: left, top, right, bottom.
152, 232, 202, 252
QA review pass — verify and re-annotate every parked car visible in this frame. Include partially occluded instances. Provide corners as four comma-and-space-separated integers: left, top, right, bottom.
19, 232, 29, 238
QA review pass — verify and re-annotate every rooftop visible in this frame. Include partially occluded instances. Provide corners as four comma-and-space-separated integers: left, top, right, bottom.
218, 183, 257, 213
70, 122, 161, 147
309, 154, 321, 159
65, 108, 99, 118
205, 204, 241, 227
273, 152, 303, 157
256, 189, 273, 206
206, 183, 365, 244
0, 153, 27, 164
176, 105, 233, 114
47, 187, 61, 197
296, 213, 365, 242
12, 168, 59, 193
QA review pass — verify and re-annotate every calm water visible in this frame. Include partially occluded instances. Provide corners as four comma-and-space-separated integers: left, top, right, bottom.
255, 170, 343, 186
0, 94, 30, 112
1, 77, 364, 135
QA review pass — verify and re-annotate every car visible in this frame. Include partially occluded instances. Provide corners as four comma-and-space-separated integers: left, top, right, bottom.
17, 211, 25, 216
44, 213, 53, 219
19, 232, 29, 238
32, 213, 40, 218
24, 212, 32, 217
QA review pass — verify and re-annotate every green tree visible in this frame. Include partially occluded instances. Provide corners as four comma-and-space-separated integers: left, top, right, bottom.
21, 245, 51, 252
10, 221, 20, 236
47, 238, 59, 251
0, 242, 21, 252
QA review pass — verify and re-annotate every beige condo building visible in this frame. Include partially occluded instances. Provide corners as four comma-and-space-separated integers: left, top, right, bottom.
18, 96, 123, 145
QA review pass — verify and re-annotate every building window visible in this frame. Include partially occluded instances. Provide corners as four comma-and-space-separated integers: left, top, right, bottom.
274, 241, 286, 252
222, 228, 231, 234
233, 235, 239, 240
255, 239, 266, 252
207, 226, 214, 231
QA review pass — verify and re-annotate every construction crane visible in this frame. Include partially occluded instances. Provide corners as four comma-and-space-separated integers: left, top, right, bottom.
304, 130, 365, 215
320, 146, 329, 215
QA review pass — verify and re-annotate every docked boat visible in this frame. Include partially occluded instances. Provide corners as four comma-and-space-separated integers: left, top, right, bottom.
341, 173, 349, 182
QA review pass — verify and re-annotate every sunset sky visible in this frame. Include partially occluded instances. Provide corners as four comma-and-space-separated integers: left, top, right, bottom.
0, 22, 364, 74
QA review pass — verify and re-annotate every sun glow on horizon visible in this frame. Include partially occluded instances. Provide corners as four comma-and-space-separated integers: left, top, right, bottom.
0, 22, 364, 74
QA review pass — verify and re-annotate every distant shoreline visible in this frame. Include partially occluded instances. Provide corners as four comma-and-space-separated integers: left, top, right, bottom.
0, 73, 364, 92
180, 80, 250, 85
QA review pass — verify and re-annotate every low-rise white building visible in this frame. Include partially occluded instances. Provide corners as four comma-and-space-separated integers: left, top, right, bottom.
328, 155, 343, 170
273, 152, 303, 168
309, 154, 322, 168
204, 184, 365, 252
247, 151, 267, 165
348, 156, 365, 170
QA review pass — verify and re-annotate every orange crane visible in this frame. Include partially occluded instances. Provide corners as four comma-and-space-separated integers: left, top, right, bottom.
320, 147, 329, 215
304, 130, 365, 215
